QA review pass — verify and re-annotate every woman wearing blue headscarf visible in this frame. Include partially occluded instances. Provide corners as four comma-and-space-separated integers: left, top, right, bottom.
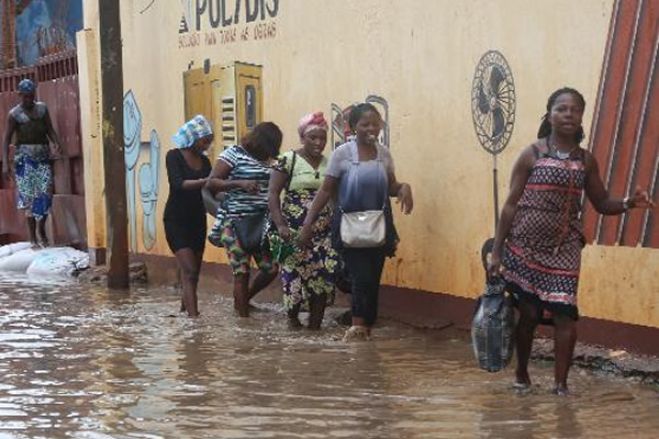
2, 79, 63, 247
164, 115, 213, 317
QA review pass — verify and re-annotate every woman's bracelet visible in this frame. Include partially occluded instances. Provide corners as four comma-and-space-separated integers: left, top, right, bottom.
622, 196, 632, 210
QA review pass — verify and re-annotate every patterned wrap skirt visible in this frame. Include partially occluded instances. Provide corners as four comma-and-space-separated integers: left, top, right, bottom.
15, 144, 52, 220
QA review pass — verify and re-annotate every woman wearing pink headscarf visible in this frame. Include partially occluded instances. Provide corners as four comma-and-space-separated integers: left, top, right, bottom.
268, 112, 339, 329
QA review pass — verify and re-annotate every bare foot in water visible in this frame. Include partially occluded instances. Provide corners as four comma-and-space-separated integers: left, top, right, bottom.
342, 325, 370, 342
514, 370, 532, 390
288, 317, 303, 330
166, 312, 199, 318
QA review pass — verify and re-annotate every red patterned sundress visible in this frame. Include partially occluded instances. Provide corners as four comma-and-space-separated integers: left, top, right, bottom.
502, 142, 587, 322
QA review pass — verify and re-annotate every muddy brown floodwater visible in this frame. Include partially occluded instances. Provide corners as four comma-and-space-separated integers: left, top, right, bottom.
0, 273, 657, 438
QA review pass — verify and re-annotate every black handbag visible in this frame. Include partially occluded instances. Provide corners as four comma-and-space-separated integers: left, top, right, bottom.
471, 278, 515, 372
233, 213, 268, 253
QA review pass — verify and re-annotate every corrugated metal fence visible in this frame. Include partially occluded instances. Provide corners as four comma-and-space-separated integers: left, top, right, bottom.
0, 50, 86, 247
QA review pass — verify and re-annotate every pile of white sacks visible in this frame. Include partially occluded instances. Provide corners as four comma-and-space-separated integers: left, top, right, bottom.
0, 242, 89, 277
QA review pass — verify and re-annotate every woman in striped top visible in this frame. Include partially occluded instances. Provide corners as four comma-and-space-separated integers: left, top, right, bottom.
207, 122, 283, 317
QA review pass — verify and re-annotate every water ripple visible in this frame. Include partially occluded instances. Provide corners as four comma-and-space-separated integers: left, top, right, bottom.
0, 272, 656, 438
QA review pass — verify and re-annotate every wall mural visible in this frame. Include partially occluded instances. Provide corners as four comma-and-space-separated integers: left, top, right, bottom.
471, 51, 516, 156
330, 95, 390, 149
582, 0, 658, 248
14, 0, 83, 66
123, 90, 161, 252
183, 61, 263, 152
139, 131, 161, 250
471, 50, 516, 232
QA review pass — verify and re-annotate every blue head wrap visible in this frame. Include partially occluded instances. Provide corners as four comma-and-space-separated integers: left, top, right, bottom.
172, 115, 213, 149
18, 79, 36, 94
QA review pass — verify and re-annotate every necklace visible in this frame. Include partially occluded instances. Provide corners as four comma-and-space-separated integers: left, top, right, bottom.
548, 139, 577, 160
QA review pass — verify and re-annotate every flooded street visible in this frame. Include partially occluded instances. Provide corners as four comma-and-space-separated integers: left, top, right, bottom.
0, 273, 657, 439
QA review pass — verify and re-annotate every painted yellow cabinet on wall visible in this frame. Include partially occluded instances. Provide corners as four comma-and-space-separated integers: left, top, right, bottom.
184, 62, 263, 158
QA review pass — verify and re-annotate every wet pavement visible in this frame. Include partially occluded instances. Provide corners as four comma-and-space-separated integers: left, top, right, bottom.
0, 272, 657, 438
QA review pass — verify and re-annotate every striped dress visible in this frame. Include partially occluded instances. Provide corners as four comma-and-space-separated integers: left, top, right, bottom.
502, 143, 587, 321
207, 145, 274, 275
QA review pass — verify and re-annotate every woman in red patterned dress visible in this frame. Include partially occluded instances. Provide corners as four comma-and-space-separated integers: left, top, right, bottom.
488, 87, 653, 395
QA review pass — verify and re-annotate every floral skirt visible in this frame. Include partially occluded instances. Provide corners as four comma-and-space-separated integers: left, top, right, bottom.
15, 146, 52, 220
278, 189, 339, 311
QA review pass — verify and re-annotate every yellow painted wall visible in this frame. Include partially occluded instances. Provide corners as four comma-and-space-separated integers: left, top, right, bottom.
76, 27, 105, 250
79, 0, 658, 328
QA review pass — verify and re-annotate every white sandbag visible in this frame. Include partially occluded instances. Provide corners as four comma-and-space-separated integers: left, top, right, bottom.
26, 247, 89, 278
0, 248, 43, 272
0, 242, 32, 259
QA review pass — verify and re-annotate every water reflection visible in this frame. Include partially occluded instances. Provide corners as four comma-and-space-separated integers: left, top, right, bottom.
0, 272, 657, 438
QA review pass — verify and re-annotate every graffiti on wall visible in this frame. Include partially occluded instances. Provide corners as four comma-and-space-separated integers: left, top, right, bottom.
14, 0, 83, 66
178, 0, 279, 49
123, 90, 161, 251
330, 95, 390, 149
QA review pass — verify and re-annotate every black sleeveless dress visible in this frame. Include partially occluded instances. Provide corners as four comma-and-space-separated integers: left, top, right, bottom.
163, 149, 211, 252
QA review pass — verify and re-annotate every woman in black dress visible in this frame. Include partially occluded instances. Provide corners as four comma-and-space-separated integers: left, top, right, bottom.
164, 115, 213, 317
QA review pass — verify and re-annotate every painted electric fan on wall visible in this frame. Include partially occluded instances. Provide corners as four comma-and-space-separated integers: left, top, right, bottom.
470, 50, 517, 372
471, 50, 516, 230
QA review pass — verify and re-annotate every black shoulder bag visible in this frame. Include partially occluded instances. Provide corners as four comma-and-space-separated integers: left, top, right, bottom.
234, 152, 297, 253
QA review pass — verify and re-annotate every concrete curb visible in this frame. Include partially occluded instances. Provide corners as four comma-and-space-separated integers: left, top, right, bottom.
531, 338, 659, 386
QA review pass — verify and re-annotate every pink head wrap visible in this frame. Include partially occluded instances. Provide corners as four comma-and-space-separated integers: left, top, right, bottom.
298, 111, 328, 139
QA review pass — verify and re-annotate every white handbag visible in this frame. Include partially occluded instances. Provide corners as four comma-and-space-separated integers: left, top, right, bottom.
339, 142, 388, 248
340, 209, 386, 248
